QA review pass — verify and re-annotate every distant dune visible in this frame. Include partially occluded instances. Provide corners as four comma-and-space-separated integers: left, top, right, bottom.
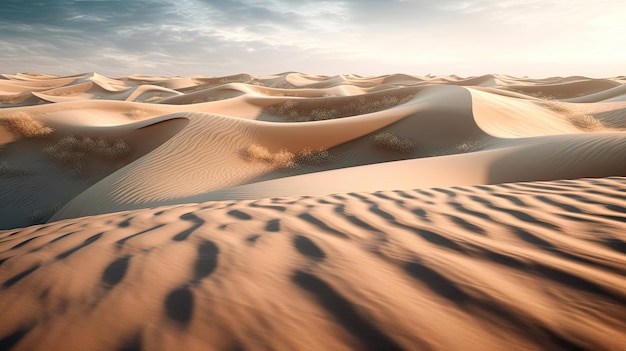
0, 72, 625, 350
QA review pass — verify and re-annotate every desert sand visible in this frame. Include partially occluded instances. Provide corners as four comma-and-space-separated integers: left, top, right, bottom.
0, 72, 624, 350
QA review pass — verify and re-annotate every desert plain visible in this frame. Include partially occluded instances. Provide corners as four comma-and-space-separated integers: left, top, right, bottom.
0, 72, 625, 350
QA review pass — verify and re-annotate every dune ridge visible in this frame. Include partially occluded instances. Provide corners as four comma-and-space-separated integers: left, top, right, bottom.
1, 72, 625, 350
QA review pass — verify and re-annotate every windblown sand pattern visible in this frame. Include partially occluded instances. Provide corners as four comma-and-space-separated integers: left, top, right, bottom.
0, 72, 625, 350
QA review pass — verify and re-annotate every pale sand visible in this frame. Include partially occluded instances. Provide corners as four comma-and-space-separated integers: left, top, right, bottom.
0, 72, 625, 350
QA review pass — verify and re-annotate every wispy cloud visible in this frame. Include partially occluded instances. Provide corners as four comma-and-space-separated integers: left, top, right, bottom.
0, 0, 624, 77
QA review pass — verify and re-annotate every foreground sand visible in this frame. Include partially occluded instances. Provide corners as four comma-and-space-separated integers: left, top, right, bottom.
0, 72, 625, 350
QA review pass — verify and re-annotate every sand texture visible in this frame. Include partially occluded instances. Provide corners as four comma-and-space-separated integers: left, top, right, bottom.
0, 72, 625, 350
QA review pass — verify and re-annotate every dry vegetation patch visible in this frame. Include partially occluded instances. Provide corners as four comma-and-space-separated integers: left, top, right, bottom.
239, 144, 295, 169
0, 111, 54, 138
30, 202, 63, 225
370, 131, 416, 153
124, 109, 150, 120
43, 89, 79, 97
509, 89, 556, 100
0, 93, 25, 104
240, 144, 332, 170
455, 139, 487, 153
266, 94, 414, 122
569, 114, 604, 132
144, 94, 164, 103
0, 162, 28, 177
540, 101, 603, 131
295, 147, 333, 165
43, 136, 132, 174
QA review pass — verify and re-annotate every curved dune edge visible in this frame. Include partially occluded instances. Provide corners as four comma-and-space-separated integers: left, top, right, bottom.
1, 177, 625, 350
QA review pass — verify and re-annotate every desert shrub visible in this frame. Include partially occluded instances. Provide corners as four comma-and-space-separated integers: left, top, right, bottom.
44, 89, 78, 97
0, 111, 54, 138
540, 101, 603, 131
455, 139, 485, 153
271, 149, 296, 169
0, 162, 28, 177
569, 114, 603, 131
124, 109, 150, 120
0, 93, 24, 104
43, 136, 132, 174
295, 147, 333, 165
370, 131, 416, 153
508, 89, 555, 99
240, 144, 333, 170
540, 100, 571, 114
240, 144, 274, 163
266, 94, 414, 122
191, 96, 226, 103
30, 202, 63, 225
144, 94, 164, 102
240, 144, 295, 169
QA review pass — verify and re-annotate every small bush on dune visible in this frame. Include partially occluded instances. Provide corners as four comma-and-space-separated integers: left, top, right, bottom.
456, 140, 481, 153
370, 131, 416, 153
0, 111, 54, 138
240, 144, 295, 169
271, 149, 297, 169
0, 93, 24, 104
265, 94, 414, 122
0, 162, 28, 177
145, 94, 164, 102
45, 89, 78, 97
295, 146, 333, 165
540, 101, 571, 114
540, 101, 603, 131
124, 109, 150, 120
569, 114, 603, 132
240, 144, 275, 163
511, 90, 556, 100
44, 136, 132, 175
240, 144, 333, 170
30, 202, 63, 225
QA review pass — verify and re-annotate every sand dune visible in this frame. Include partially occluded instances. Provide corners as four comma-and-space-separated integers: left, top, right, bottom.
0, 72, 625, 350
1, 178, 625, 350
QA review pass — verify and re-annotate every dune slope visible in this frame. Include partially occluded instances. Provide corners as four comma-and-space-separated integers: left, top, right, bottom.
1, 177, 625, 350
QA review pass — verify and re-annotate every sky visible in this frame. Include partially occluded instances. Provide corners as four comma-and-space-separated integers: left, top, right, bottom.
1, 0, 625, 77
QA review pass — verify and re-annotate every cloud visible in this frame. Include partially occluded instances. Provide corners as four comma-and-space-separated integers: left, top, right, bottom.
0, 0, 624, 77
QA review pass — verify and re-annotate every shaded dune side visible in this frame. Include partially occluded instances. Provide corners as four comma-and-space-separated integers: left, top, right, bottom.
0, 177, 625, 351
0, 117, 189, 229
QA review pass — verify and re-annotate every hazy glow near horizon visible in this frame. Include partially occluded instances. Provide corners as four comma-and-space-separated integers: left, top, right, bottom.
1, 0, 624, 77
